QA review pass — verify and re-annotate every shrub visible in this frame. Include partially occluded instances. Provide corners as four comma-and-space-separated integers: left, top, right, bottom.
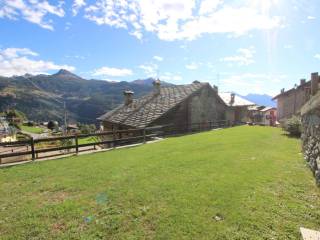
283, 116, 301, 137
78, 124, 96, 134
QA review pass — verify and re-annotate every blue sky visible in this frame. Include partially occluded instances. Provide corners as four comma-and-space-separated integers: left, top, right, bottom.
0, 0, 320, 95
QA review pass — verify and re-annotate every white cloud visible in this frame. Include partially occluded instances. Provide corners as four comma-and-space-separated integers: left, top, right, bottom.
284, 44, 293, 49
185, 62, 200, 70
72, 0, 86, 16
314, 54, 320, 60
153, 56, 163, 61
160, 71, 182, 82
93, 66, 133, 77
0, 47, 75, 77
220, 46, 255, 66
307, 16, 316, 20
83, 0, 282, 41
139, 63, 158, 76
220, 73, 287, 95
199, 0, 222, 15
1, 48, 38, 58
0, 0, 64, 30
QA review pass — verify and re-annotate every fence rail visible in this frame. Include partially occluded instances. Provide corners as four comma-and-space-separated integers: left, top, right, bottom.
0, 120, 229, 165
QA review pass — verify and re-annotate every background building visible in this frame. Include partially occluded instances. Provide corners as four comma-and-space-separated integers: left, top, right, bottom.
219, 92, 255, 125
273, 72, 320, 122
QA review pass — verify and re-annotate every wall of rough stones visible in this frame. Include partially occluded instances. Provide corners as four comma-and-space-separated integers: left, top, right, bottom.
301, 92, 320, 185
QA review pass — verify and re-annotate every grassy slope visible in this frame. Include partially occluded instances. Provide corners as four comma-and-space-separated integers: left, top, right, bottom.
1, 126, 320, 239
20, 125, 44, 134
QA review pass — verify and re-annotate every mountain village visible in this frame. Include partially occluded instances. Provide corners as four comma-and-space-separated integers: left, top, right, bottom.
2, 0, 320, 238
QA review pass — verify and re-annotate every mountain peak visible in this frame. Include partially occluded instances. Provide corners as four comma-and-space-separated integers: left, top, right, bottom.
53, 69, 82, 80
55, 69, 74, 75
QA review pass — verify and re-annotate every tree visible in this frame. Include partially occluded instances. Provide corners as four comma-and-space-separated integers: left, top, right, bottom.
47, 121, 58, 130
4, 109, 26, 124
78, 123, 96, 134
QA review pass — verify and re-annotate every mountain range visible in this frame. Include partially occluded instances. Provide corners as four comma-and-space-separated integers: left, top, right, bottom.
242, 93, 276, 107
0, 69, 276, 124
0, 70, 153, 124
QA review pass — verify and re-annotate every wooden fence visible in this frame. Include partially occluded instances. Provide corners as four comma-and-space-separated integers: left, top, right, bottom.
0, 120, 229, 165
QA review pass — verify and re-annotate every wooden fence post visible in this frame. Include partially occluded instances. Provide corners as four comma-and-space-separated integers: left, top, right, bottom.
143, 128, 146, 144
31, 137, 35, 161
112, 129, 116, 148
75, 134, 79, 154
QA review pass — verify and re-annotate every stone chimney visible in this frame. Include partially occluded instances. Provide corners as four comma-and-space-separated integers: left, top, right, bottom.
300, 79, 306, 85
213, 85, 218, 92
230, 93, 235, 105
123, 90, 134, 105
311, 72, 319, 96
281, 88, 285, 93
153, 79, 161, 95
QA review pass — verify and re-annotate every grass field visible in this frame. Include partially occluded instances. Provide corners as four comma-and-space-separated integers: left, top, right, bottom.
1, 126, 320, 239
20, 125, 44, 134
78, 136, 99, 145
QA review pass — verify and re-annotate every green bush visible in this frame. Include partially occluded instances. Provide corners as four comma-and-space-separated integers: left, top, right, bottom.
283, 116, 301, 137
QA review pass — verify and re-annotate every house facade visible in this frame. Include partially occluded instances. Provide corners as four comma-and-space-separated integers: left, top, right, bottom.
273, 72, 320, 122
98, 81, 228, 134
248, 106, 277, 126
219, 92, 255, 125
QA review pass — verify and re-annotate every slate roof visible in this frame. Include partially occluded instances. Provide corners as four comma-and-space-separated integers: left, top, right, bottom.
272, 77, 320, 100
272, 80, 311, 100
98, 82, 211, 128
219, 92, 255, 107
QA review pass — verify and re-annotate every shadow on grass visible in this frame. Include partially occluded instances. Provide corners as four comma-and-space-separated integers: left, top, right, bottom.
281, 132, 301, 139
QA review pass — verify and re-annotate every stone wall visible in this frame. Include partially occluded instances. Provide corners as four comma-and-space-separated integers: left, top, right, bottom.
301, 92, 320, 185
152, 84, 227, 132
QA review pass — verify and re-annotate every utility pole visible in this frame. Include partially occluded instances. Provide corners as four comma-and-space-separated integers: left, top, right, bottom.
63, 101, 68, 134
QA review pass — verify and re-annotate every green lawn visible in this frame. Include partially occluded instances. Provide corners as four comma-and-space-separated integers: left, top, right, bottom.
78, 136, 99, 145
20, 125, 44, 134
1, 126, 320, 239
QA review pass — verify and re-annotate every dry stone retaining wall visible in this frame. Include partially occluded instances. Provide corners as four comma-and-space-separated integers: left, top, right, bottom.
301, 92, 320, 185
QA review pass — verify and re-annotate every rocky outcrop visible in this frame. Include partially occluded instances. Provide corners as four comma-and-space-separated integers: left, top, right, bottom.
301, 92, 320, 185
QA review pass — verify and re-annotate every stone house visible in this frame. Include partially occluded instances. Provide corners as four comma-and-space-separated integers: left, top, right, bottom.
260, 107, 277, 126
219, 92, 255, 125
272, 72, 320, 123
248, 106, 277, 126
98, 81, 228, 134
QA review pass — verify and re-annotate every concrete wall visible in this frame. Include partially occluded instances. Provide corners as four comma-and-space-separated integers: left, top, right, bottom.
301, 92, 320, 185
